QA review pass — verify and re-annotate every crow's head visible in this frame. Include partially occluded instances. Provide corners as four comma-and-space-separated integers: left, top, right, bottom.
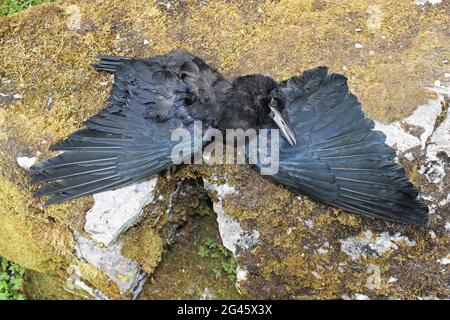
266, 93, 296, 146
217, 75, 296, 146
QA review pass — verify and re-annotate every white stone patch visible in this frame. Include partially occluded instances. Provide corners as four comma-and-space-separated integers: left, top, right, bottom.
355, 43, 364, 49
213, 201, 260, 255
304, 219, 314, 228
366, 265, 382, 290
236, 266, 248, 283
340, 230, 416, 261
16, 156, 37, 170
420, 161, 446, 184
203, 178, 260, 291
317, 242, 330, 255
204, 178, 259, 256
418, 295, 440, 300
207, 180, 236, 199
404, 152, 414, 161
75, 234, 147, 298
0, 92, 21, 100
445, 222, 450, 232
47, 96, 53, 108
65, 265, 109, 300
426, 105, 450, 162
374, 122, 419, 152
66, 5, 81, 30
200, 287, 215, 300
438, 193, 450, 207
84, 178, 157, 246
420, 86, 450, 184
355, 293, 370, 300
388, 276, 398, 283
428, 203, 436, 215
438, 254, 450, 265
204, 177, 260, 293
415, 0, 442, 5
375, 98, 442, 152
366, 5, 382, 31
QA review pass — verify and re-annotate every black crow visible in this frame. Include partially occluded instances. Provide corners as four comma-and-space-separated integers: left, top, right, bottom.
30, 50, 428, 225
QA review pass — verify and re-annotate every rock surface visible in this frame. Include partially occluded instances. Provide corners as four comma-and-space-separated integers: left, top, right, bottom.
0, 0, 449, 299
84, 178, 158, 246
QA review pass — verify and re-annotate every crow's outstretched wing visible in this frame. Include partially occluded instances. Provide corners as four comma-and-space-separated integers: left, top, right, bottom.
31, 50, 221, 204
259, 67, 428, 225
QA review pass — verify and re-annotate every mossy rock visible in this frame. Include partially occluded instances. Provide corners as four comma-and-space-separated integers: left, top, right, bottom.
0, 0, 449, 299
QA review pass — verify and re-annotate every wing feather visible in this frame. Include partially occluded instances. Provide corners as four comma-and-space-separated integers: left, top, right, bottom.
258, 67, 428, 225
32, 51, 220, 204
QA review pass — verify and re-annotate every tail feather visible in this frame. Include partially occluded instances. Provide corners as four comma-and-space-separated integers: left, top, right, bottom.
91, 55, 132, 73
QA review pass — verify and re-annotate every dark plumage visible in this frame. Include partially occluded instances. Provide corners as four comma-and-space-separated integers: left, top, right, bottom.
31, 50, 428, 225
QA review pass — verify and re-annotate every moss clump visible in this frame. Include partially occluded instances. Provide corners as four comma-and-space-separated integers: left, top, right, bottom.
73, 262, 121, 300
121, 223, 163, 274
0, 175, 74, 273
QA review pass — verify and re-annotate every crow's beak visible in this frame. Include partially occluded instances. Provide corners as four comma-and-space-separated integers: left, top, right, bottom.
269, 105, 296, 146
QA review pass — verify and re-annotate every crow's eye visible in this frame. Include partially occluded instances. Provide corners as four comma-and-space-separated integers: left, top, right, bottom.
269, 98, 278, 108
184, 95, 196, 105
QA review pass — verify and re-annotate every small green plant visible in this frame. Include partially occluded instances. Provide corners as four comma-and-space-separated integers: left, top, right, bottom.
1, 0, 53, 16
0, 257, 26, 300
197, 237, 237, 283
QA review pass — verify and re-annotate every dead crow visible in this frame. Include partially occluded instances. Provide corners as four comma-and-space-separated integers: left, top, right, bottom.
30, 50, 428, 225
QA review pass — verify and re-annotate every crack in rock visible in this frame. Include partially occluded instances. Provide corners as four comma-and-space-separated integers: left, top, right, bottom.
65, 265, 110, 300
203, 177, 260, 292
203, 178, 260, 256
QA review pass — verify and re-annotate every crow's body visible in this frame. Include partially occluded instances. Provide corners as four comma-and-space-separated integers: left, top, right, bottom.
31, 50, 428, 225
